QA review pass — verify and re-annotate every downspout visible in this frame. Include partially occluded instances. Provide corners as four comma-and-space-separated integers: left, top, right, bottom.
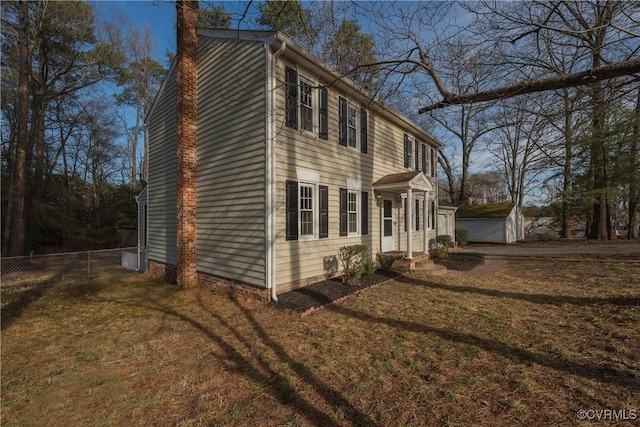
135, 195, 140, 271
266, 40, 286, 302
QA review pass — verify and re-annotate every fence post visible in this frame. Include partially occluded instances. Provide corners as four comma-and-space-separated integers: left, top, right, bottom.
88, 251, 91, 282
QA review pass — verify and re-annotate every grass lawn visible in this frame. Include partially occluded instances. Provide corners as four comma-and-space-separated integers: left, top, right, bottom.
2, 253, 639, 426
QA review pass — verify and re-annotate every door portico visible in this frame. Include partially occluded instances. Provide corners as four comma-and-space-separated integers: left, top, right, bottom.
373, 171, 433, 259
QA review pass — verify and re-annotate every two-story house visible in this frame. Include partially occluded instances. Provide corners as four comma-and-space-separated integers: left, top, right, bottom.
142, 29, 442, 301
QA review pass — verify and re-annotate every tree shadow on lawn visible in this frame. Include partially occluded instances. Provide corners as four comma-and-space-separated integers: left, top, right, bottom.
95, 289, 375, 427
324, 302, 640, 390
1, 271, 99, 330
398, 276, 640, 307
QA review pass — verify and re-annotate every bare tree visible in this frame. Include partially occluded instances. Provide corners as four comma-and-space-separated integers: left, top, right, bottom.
487, 96, 550, 208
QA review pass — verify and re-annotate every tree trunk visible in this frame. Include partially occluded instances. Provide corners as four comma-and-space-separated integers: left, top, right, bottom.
628, 87, 640, 239
7, 0, 30, 256
560, 89, 573, 239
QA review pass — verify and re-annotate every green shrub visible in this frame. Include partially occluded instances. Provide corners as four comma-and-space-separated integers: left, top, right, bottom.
456, 228, 469, 246
363, 256, 377, 276
436, 235, 453, 248
376, 253, 396, 271
338, 245, 369, 284
429, 246, 449, 260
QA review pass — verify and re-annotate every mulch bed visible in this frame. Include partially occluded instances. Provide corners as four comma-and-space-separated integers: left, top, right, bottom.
272, 270, 400, 315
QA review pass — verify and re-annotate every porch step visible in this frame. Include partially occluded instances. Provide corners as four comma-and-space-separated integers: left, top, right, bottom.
413, 260, 448, 276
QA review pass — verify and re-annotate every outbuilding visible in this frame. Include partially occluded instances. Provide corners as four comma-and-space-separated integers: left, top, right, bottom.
455, 203, 524, 244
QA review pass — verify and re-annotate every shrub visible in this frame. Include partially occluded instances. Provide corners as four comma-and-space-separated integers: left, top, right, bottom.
338, 244, 369, 285
363, 256, 377, 276
436, 234, 453, 248
376, 253, 396, 271
456, 228, 469, 246
429, 246, 449, 260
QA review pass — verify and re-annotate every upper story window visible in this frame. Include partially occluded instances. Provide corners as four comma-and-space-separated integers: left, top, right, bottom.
404, 134, 416, 170
286, 67, 328, 140
339, 97, 368, 154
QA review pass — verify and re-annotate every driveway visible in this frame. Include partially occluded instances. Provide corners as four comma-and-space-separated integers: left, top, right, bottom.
457, 241, 640, 257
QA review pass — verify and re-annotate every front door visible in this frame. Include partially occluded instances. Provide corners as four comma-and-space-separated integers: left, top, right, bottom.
381, 199, 395, 252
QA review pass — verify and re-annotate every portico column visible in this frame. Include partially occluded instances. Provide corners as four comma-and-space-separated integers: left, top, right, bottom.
406, 187, 413, 259
423, 193, 428, 252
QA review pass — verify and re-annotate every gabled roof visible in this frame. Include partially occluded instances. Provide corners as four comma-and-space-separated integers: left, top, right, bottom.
373, 171, 433, 192
456, 202, 515, 219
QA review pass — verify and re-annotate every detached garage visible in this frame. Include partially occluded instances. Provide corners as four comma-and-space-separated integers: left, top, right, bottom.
456, 203, 524, 244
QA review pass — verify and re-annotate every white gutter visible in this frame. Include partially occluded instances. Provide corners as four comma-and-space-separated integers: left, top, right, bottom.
266, 41, 286, 302
135, 195, 140, 271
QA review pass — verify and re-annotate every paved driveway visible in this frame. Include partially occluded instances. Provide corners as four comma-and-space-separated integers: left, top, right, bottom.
457, 241, 640, 257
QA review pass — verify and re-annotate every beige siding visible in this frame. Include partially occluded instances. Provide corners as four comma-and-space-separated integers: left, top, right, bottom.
274, 58, 438, 288
196, 37, 267, 286
147, 69, 177, 265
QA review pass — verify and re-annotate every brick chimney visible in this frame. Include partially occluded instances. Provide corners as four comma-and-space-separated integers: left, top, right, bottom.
175, 0, 198, 288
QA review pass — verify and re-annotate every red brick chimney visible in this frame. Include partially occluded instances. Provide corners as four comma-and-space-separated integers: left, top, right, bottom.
176, 0, 198, 288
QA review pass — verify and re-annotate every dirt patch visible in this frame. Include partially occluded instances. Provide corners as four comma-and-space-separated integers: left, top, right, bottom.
433, 252, 484, 271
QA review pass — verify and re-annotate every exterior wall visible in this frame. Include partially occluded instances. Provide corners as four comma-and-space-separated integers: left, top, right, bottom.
195, 37, 267, 287
147, 67, 178, 266
437, 208, 457, 239
274, 56, 438, 289
456, 218, 507, 243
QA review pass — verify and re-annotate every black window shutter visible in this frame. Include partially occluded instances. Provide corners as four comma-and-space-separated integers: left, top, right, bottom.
415, 140, 419, 170
319, 185, 328, 238
422, 144, 427, 174
339, 188, 348, 236
431, 148, 436, 177
285, 67, 298, 129
286, 180, 298, 240
360, 109, 368, 154
361, 191, 369, 235
404, 134, 410, 168
404, 199, 407, 231
319, 88, 328, 140
430, 200, 436, 229
416, 199, 420, 231
339, 97, 347, 146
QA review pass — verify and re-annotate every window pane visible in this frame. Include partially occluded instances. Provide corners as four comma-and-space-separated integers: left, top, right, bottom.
300, 185, 314, 236
301, 105, 313, 131
347, 191, 358, 234
384, 219, 393, 236
300, 80, 313, 132
383, 200, 392, 217
349, 212, 357, 233
347, 104, 357, 148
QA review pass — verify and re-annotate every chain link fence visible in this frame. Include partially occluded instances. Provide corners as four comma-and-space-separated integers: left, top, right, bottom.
1, 247, 140, 293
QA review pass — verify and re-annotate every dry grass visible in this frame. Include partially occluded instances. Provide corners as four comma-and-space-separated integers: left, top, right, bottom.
2, 253, 639, 426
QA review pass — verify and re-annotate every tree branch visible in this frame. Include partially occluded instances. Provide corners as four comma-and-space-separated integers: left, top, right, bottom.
418, 57, 640, 113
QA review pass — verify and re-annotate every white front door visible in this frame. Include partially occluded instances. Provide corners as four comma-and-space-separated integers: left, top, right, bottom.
381, 199, 395, 252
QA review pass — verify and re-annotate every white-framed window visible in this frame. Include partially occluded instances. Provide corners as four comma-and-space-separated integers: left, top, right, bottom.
404, 134, 415, 170
299, 183, 315, 237
347, 103, 357, 148
339, 97, 368, 153
300, 78, 314, 132
347, 190, 358, 234
286, 67, 328, 139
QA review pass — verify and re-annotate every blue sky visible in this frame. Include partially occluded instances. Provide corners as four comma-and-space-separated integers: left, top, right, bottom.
94, 1, 178, 64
